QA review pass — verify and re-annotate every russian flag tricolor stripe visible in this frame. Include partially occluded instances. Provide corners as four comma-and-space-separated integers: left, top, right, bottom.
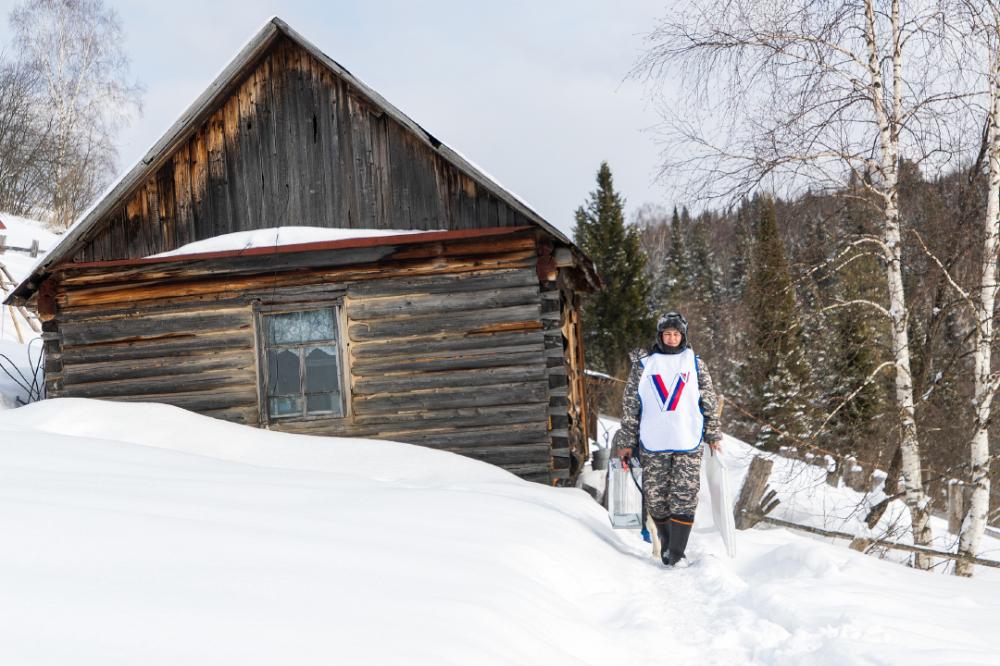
652, 374, 671, 406
666, 374, 688, 411
651, 373, 688, 411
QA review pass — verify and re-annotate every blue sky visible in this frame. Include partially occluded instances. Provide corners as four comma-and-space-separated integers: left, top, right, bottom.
1, 0, 674, 236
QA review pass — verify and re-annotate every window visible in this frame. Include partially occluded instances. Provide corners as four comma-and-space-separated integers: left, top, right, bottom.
258, 306, 346, 420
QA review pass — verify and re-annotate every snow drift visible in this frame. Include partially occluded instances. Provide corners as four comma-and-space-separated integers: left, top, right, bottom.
1, 399, 998, 665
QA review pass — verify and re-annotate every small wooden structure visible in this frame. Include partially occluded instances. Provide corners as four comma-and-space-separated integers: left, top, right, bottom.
4, 18, 597, 484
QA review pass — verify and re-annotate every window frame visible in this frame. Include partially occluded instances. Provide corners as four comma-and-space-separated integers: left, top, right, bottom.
252, 299, 351, 425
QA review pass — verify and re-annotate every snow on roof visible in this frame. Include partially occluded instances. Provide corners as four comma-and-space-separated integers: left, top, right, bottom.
444, 143, 544, 222
147, 227, 440, 259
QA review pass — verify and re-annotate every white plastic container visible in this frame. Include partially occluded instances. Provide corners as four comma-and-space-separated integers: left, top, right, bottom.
607, 457, 643, 529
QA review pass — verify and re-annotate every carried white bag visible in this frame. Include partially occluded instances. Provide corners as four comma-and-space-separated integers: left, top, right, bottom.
704, 447, 737, 558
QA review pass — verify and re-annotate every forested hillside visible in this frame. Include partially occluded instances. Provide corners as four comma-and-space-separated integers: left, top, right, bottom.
615, 162, 995, 522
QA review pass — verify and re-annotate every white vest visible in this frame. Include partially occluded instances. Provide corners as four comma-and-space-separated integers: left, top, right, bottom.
638, 349, 704, 452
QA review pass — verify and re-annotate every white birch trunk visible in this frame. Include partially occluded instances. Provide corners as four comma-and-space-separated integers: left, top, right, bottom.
956, 41, 1000, 578
865, 0, 934, 567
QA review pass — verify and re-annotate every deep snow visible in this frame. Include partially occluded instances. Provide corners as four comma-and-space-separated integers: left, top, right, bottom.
1, 399, 998, 665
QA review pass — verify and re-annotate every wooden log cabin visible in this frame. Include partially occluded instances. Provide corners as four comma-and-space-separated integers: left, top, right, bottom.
5, 17, 598, 484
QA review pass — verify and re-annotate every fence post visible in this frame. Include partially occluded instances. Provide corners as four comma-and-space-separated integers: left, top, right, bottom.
947, 481, 963, 534
825, 455, 841, 487
0, 234, 6, 254
29, 239, 39, 258
734, 456, 778, 530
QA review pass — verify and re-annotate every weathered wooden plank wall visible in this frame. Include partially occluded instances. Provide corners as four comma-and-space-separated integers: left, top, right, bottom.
71, 36, 533, 263
46, 234, 560, 481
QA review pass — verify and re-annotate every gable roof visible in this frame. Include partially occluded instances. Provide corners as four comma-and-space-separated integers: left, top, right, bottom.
8, 16, 577, 303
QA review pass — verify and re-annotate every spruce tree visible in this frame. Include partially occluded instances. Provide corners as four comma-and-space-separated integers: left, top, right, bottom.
822, 195, 888, 461
741, 196, 811, 449
727, 198, 753, 298
824, 253, 887, 454
658, 206, 690, 307
573, 162, 654, 376
687, 212, 723, 357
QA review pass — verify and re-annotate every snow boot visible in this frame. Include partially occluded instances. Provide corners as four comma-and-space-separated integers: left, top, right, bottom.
653, 517, 671, 565
666, 516, 694, 566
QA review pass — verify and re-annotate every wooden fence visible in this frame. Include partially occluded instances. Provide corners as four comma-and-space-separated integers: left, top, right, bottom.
0, 235, 43, 257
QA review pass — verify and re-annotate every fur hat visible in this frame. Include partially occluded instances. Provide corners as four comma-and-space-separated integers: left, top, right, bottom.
656, 311, 688, 336
655, 311, 688, 352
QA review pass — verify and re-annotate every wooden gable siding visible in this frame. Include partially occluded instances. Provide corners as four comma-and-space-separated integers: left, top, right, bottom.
45, 232, 556, 480
72, 36, 526, 263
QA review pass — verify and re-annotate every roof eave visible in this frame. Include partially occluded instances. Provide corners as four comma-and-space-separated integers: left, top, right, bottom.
57, 226, 535, 272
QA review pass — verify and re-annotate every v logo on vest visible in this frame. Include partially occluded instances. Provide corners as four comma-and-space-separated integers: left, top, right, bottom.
650, 372, 690, 412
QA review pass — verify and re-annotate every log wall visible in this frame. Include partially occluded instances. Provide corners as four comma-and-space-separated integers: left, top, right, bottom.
70, 36, 534, 263
43, 232, 585, 483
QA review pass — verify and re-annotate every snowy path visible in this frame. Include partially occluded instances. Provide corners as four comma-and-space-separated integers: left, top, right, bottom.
1, 399, 998, 665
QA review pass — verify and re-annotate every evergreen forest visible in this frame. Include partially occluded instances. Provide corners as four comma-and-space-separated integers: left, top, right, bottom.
575, 160, 997, 521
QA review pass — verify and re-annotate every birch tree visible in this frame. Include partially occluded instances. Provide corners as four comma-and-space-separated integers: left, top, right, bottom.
634, 0, 974, 567
10, 0, 142, 228
946, 0, 1000, 577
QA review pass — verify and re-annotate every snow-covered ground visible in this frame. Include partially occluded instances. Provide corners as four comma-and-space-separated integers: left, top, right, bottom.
0, 213, 57, 282
1, 399, 998, 665
0, 213, 52, 407
0, 339, 42, 409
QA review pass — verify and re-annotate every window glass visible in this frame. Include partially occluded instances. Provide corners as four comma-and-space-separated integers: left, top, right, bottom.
268, 349, 301, 395
268, 309, 337, 345
270, 396, 302, 417
261, 307, 344, 421
305, 346, 339, 393
306, 393, 336, 414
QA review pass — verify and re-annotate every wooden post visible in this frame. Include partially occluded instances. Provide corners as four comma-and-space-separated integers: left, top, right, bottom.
866, 498, 890, 528
5, 305, 23, 342
29, 239, 39, 258
19, 305, 41, 333
826, 456, 841, 488
734, 455, 777, 530
948, 481, 966, 535
843, 456, 866, 491
0, 234, 6, 254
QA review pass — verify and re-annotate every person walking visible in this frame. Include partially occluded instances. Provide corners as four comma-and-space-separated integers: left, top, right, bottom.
614, 311, 723, 566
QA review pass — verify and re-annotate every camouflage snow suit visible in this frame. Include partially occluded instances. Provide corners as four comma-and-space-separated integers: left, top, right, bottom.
613, 347, 722, 521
